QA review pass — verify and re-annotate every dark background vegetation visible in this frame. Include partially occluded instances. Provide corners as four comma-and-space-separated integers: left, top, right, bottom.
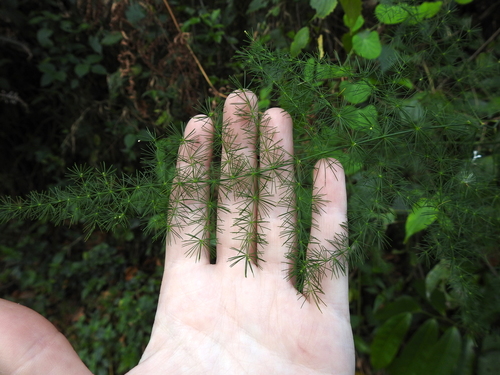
1, 0, 499, 374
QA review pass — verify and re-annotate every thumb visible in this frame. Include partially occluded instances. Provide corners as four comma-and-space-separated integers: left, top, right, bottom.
0, 298, 92, 375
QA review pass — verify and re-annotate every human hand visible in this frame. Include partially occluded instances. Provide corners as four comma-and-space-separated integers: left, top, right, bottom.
0, 90, 354, 375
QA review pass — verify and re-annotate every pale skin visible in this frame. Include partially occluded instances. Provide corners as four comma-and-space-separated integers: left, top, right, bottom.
0, 91, 354, 374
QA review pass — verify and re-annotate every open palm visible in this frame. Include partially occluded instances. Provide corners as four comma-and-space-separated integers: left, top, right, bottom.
0, 91, 354, 374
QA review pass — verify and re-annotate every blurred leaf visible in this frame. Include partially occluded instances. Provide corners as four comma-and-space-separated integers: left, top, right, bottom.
247, 0, 270, 13
91, 64, 107, 75
375, 295, 421, 322
290, 27, 309, 57
404, 198, 438, 243
125, 2, 146, 24
425, 259, 450, 299
418, 2, 443, 19
371, 312, 412, 369
339, 0, 361, 28
37, 28, 54, 48
455, 0, 473, 4
375, 4, 409, 24
426, 327, 461, 375
388, 319, 439, 375
84, 55, 102, 64
340, 80, 372, 104
101, 32, 123, 45
478, 333, 500, 375
38, 61, 56, 74
310, 0, 338, 18
75, 63, 90, 77
344, 15, 364, 33
88, 35, 102, 54
40, 73, 53, 86
456, 335, 476, 375
352, 30, 382, 59
124, 134, 137, 149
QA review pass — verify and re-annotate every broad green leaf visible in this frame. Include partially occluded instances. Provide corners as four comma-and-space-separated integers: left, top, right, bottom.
339, 0, 361, 28
38, 61, 56, 74
340, 80, 372, 104
456, 335, 476, 375
88, 35, 102, 54
455, 0, 473, 4
404, 198, 438, 243
425, 259, 450, 299
342, 33, 353, 53
40, 73, 54, 87
290, 27, 310, 57
419, 1, 443, 19
375, 4, 409, 24
344, 14, 364, 33
247, 0, 269, 13
371, 312, 412, 369
352, 30, 382, 59
53, 71, 67, 82
406, 2, 443, 24
84, 54, 102, 64
339, 105, 380, 135
388, 319, 439, 375
75, 63, 90, 77
91, 64, 107, 75
356, 105, 379, 132
101, 32, 123, 45
125, 2, 146, 24
426, 327, 462, 375
124, 134, 137, 149
310, 0, 338, 19
374, 295, 421, 322
37, 28, 54, 48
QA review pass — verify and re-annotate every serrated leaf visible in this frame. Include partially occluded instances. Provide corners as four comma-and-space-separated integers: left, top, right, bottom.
352, 30, 382, 59
388, 319, 439, 375
290, 27, 309, 57
404, 198, 438, 243
371, 312, 412, 369
425, 259, 450, 299
375, 4, 409, 24
310, 0, 338, 19
101, 32, 123, 45
340, 80, 372, 104
75, 64, 90, 77
426, 327, 462, 375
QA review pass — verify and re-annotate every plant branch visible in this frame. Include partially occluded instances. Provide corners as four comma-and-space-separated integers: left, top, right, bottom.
162, 0, 227, 98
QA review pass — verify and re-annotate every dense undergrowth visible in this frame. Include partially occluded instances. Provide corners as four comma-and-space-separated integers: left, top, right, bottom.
1, 0, 499, 374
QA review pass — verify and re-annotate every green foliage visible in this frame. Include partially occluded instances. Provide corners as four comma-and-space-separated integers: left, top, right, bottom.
1, 0, 499, 374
